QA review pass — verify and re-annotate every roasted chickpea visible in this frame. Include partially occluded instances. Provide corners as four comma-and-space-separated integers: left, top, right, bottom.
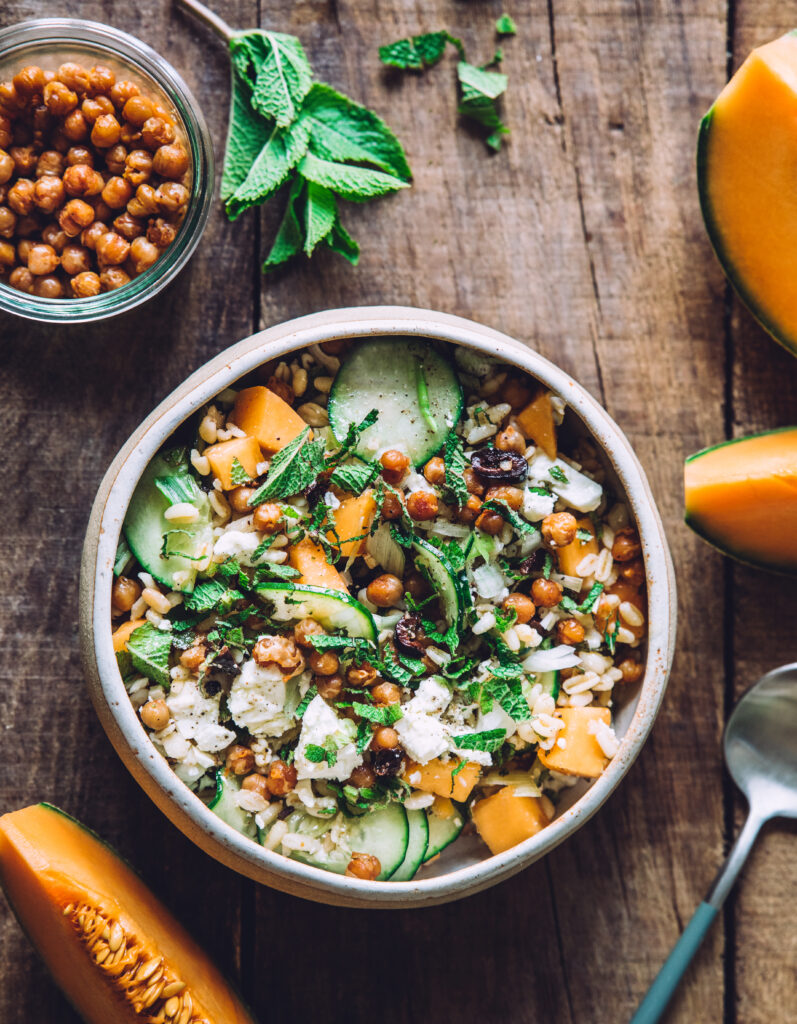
252, 502, 282, 534
8, 266, 33, 292
140, 699, 170, 731
366, 573, 404, 608
178, 642, 207, 672
104, 142, 127, 175
241, 773, 269, 799
293, 618, 326, 649
91, 113, 121, 148
495, 424, 526, 454
32, 175, 65, 213
146, 216, 176, 248
141, 115, 176, 150
62, 110, 89, 144
81, 95, 114, 123
618, 657, 644, 684
112, 211, 145, 241
406, 490, 439, 521
612, 527, 641, 563
81, 220, 108, 249
87, 65, 115, 97
345, 852, 381, 880
423, 456, 446, 485
346, 663, 379, 688
60, 243, 91, 276
0, 118, 11, 150
120, 123, 142, 147
99, 265, 130, 290
308, 650, 339, 676
110, 80, 140, 109
152, 141, 188, 179
226, 744, 255, 776
541, 511, 578, 548
12, 65, 45, 99
264, 374, 292, 403
36, 149, 65, 177
70, 270, 101, 297
57, 63, 90, 96
43, 80, 78, 116
503, 592, 536, 624
372, 726, 399, 750
0, 205, 15, 238
464, 466, 486, 496
0, 81, 21, 117
474, 509, 504, 535
59, 197, 94, 236
316, 673, 344, 699
485, 485, 524, 511
403, 571, 429, 602
111, 575, 141, 612
155, 180, 189, 214
0, 150, 14, 184
127, 182, 159, 217
380, 490, 404, 521
33, 274, 63, 298
619, 559, 645, 588
101, 174, 133, 209
10, 145, 37, 176
266, 759, 297, 796
226, 484, 256, 514
371, 681, 401, 705
63, 145, 91, 168
95, 230, 130, 266
252, 635, 305, 676
379, 449, 410, 485
531, 576, 563, 608
556, 618, 586, 645
122, 94, 156, 127
27, 242, 59, 275
0, 240, 15, 268
348, 765, 376, 789
16, 239, 33, 263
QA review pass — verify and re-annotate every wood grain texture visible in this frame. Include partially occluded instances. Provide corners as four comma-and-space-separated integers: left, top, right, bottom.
1, 0, 794, 1022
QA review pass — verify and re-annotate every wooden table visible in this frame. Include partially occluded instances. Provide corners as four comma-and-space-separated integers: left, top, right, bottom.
2, 1, 797, 1020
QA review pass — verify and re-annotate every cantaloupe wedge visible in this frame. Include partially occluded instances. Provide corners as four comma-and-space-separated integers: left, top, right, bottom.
231, 386, 308, 453
203, 435, 262, 490
0, 804, 254, 1024
111, 618, 146, 653
288, 537, 348, 591
329, 490, 377, 558
471, 785, 552, 855
402, 757, 481, 801
538, 706, 613, 778
684, 427, 797, 574
515, 391, 557, 458
698, 32, 797, 354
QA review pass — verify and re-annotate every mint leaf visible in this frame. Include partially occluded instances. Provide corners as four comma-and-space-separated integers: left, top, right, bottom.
127, 623, 172, 690
352, 701, 403, 726
183, 580, 228, 614
248, 428, 326, 504
457, 61, 509, 151
379, 31, 464, 70
303, 179, 337, 255
298, 150, 410, 203
548, 465, 569, 483
323, 213, 360, 264
452, 728, 507, 752
381, 645, 420, 687
222, 70, 275, 202
230, 31, 313, 128
327, 409, 379, 466
295, 683, 317, 719
480, 499, 538, 537
308, 633, 378, 662
299, 83, 411, 180
230, 457, 251, 486
226, 118, 311, 221
329, 460, 379, 494
496, 14, 517, 35
304, 743, 327, 763
262, 176, 305, 269
578, 581, 604, 614
252, 561, 300, 583
251, 534, 279, 561
443, 431, 469, 508
576, 528, 593, 543
485, 672, 530, 722
355, 719, 373, 754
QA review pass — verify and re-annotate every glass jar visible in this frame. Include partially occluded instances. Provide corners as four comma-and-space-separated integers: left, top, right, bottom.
0, 18, 214, 323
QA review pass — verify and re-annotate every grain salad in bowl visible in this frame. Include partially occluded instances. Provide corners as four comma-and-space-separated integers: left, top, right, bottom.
110, 336, 648, 883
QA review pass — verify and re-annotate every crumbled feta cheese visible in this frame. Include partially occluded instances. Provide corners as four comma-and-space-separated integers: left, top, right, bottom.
408, 677, 452, 715
294, 695, 362, 781
395, 710, 449, 764
228, 659, 294, 737
166, 678, 236, 752
522, 487, 557, 522
404, 791, 436, 810
213, 528, 264, 566
291, 778, 338, 818
527, 453, 603, 512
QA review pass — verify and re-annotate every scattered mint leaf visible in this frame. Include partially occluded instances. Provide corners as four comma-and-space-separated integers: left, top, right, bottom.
485, 671, 530, 722
378, 31, 464, 70
327, 408, 379, 467
308, 633, 378, 662
329, 460, 380, 494
352, 701, 403, 725
493, 603, 517, 633
230, 457, 251, 486
381, 645, 420, 687
548, 465, 569, 483
579, 582, 604, 614
355, 718, 373, 755
230, 31, 313, 128
543, 553, 553, 579
251, 534, 279, 561
442, 431, 469, 508
495, 14, 517, 36
295, 683, 317, 719
298, 150, 410, 203
248, 428, 326, 504
421, 618, 459, 653
452, 728, 507, 752
127, 623, 172, 690
252, 562, 301, 584
605, 626, 617, 655
457, 61, 509, 151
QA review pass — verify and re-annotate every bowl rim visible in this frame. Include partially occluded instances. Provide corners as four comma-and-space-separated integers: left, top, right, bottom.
0, 17, 214, 324
79, 306, 677, 908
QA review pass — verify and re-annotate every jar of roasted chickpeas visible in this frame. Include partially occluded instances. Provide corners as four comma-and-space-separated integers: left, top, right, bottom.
0, 19, 213, 323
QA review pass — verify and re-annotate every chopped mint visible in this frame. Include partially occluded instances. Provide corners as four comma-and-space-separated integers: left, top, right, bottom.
230, 457, 252, 486
442, 431, 469, 508
452, 728, 507, 752
495, 14, 517, 36
329, 460, 380, 494
248, 428, 326, 504
379, 31, 465, 70
548, 465, 569, 483
576, 528, 593, 544
355, 719, 373, 754
352, 701, 403, 726
543, 553, 553, 579
184, 580, 242, 614
480, 499, 538, 537
304, 743, 328, 763
327, 408, 379, 467
127, 623, 172, 690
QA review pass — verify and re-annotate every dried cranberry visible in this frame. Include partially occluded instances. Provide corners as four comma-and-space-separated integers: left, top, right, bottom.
470, 447, 527, 484
394, 614, 426, 658
372, 747, 404, 777
518, 549, 546, 576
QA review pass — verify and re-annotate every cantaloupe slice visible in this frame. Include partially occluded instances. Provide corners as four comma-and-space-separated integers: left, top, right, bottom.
684, 427, 797, 573
0, 804, 254, 1024
230, 386, 308, 453
329, 490, 377, 558
203, 435, 262, 490
556, 516, 598, 578
288, 537, 349, 591
402, 757, 481, 801
538, 707, 613, 778
471, 785, 552, 855
698, 32, 797, 354
515, 391, 557, 459
112, 619, 146, 653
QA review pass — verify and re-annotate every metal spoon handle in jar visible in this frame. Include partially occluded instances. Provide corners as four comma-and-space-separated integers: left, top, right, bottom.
175, 0, 236, 43
630, 807, 767, 1024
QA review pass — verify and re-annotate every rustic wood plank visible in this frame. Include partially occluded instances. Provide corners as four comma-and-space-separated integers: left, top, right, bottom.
727, 7, 797, 1022
0, 1, 257, 1019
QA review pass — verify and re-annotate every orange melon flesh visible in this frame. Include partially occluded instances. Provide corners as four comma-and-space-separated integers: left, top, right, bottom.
231, 385, 308, 453
684, 427, 797, 572
0, 803, 254, 1024
288, 536, 349, 591
330, 490, 377, 557
698, 32, 797, 353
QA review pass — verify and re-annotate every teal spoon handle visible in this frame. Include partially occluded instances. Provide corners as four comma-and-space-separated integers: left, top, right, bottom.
630, 808, 765, 1024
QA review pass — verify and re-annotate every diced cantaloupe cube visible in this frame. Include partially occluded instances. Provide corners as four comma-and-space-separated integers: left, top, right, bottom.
112, 619, 146, 653
402, 757, 481, 801
538, 706, 613, 778
556, 516, 598, 578
430, 796, 456, 819
329, 490, 377, 557
231, 386, 308, 453
471, 785, 552, 855
515, 391, 557, 459
288, 537, 348, 592
203, 435, 262, 490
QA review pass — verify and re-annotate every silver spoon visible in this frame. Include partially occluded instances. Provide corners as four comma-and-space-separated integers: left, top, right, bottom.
632, 661, 797, 1024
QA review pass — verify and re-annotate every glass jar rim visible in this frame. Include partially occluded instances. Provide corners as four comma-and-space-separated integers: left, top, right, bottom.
0, 17, 215, 324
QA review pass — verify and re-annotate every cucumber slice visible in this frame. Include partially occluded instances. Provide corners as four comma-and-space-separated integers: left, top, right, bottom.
328, 338, 464, 467
536, 670, 561, 700
389, 808, 430, 881
411, 537, 466, 629
255, 582, 377, 641
123, 450, 212, 593
423, 804, 465, 862
269, 804, 409, 880
208, 770, 257, 839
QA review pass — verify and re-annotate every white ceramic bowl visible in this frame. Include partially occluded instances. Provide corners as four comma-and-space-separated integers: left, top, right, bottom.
79, 307, 676, 908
